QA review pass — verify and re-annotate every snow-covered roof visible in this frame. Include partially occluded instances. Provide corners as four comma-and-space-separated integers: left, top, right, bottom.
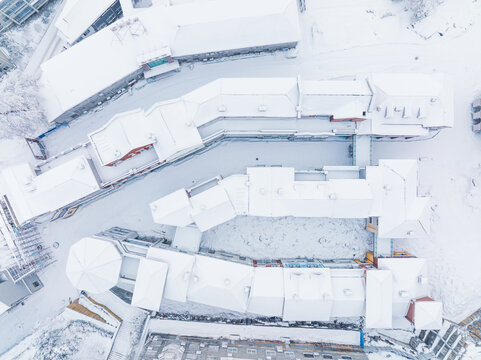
150, 189, 193, 227
283, 267, 333, 321
66, 237, 122, 294
88, 109, 151, 166
187, 255, 253, 313
0, 156, 100, 225
248, 167, 374, 218
152, 166, 376, 231
218, 175, 250, 215
172, 226, 202, 253
184, 78, 299, 127
151, 161, 429, 237
146, 246, 195, 302
365, 269, 392, 328
131, 258, 168, 311
371, 159, 431, 239
362, 73, 454, 136
330, 276, 365, 318
88, 103, 203, 166
112, 240, 439, 326
411, 299, 443, 330
40, 0, 301, 122
301, 80, 372, 118
247, 267, 284, 317
55, 0, 117, 45
376, 257, 428, 318
189, 186, 237, 232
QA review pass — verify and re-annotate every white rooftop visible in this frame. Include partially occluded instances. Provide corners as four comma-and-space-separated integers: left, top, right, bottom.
55, 0, 118, 44
368, 159, 431, 239
131, 258, 168, 311
85, 76, 452, 169
330, 276, 365, 318
376, 257, 428, 318
151, 161, 429, 238
146, 246, 195, 302
150, 189, 193, 227
63, 235, 440, 327
283, 267, 333, 322
361, 73, 454, 136
0, 156, 100, 225
365, 269, 393, 328
413, 300, 443, 330
189, 186, 237, 232
40, 0, 301, 122
187, 255, 253, 313
66, 237, 122, 294
247, 267, 284, 317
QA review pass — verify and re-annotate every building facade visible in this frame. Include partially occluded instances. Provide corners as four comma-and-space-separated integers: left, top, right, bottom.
0, 270, 43, 315
139, 333, 369, 360
0, 0, 50, 32
0, 47, 14, 73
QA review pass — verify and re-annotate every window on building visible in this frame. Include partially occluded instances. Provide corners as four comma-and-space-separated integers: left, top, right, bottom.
227, 347, 238, 353
303, 353, 314, 358
147, 58, 168, 68
247, 349, 257, 355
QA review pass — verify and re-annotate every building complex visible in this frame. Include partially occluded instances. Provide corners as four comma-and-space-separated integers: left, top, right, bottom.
0, 0, 50, 32
40, 0, 301, 123
65, 227, 443, 330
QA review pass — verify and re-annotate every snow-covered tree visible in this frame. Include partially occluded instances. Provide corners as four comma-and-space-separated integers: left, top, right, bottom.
408, 0, 440, 22
0, 70, 47, 139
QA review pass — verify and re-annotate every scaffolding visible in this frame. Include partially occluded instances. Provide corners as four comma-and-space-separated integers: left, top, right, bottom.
0, 198, 53, 282
0, 0, 50, 32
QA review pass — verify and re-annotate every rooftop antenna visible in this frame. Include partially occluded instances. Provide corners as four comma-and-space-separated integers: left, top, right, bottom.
111, 22, 129, 44
112, 17, 146, 43
128, 17, 146, 36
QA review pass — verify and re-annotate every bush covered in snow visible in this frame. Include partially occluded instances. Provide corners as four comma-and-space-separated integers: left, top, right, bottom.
407, 0, 441, 22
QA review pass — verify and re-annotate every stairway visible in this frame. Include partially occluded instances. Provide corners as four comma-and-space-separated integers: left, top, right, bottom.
107, 311, 148, 360
107, 351, 126, 360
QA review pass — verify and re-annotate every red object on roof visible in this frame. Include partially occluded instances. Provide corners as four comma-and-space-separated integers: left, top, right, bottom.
406, 296, 434, 324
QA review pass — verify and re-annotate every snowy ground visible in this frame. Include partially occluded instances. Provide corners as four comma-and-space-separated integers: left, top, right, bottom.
1, 0, 481, 358
0, 308, 114, 360
202, 217, 372, 260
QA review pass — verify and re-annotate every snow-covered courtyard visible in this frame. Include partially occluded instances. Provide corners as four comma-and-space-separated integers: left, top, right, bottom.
1, 0, 481, 359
